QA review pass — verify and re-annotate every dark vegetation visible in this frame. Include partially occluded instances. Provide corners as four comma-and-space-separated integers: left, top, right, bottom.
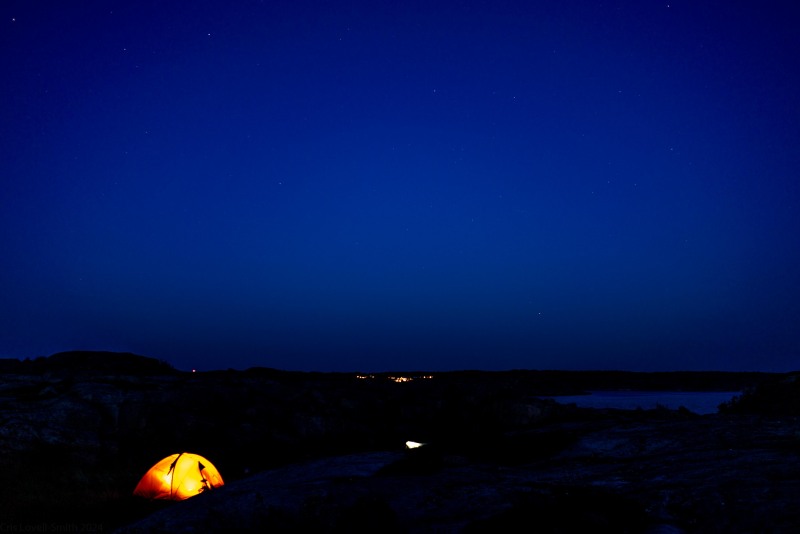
719, 372, 800, 415
0, 351, 796, 532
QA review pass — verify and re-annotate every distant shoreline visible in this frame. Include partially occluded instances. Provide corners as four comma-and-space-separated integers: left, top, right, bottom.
541, 390, 742, 414
0, 350, 784, 397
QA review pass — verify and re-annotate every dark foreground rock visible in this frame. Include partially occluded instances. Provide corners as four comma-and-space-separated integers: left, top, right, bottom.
115, 414, 800, 533
0, 352, 796, 532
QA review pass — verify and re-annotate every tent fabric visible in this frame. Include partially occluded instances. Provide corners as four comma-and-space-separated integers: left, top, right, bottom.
133, 452, 224, 500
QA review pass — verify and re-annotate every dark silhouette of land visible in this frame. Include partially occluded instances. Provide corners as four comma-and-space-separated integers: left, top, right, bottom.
1, 351, 797, 532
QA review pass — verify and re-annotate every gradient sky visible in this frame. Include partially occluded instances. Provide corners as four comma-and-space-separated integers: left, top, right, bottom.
2, 1, 799, 372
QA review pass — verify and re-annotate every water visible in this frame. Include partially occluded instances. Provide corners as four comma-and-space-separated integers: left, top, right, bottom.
544, 390, 741, 415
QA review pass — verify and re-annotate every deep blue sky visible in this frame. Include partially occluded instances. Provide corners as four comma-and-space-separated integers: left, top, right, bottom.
2, 1, 799, 372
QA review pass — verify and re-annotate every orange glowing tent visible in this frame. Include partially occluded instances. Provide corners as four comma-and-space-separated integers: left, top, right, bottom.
133, 452, 224, 500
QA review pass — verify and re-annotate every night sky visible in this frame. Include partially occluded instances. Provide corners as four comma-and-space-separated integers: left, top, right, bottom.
2, 1, 799, 372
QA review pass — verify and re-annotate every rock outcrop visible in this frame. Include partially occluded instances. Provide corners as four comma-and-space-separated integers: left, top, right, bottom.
0, 351, 795, 532
117, 413, 800, 533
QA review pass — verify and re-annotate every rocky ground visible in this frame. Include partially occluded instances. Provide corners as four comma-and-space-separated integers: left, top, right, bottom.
0, 351, 797, 532
117, 414, 800, 533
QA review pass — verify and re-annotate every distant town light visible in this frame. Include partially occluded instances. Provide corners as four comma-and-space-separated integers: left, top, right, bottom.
355, 374, 433, 382
405, 441, 425, 449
